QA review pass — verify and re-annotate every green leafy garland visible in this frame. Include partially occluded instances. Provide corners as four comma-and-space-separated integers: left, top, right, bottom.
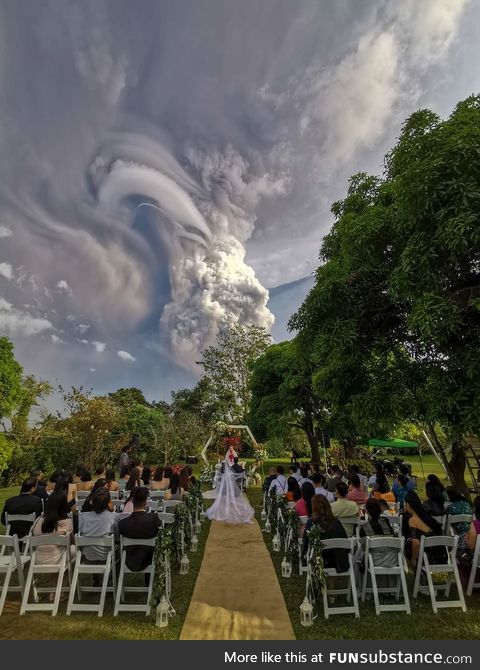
151, 525, 174, 616
199, 464, 215, 487
283, 508, 300, 568
307, 525, 327, 598
173, 503, 192, 564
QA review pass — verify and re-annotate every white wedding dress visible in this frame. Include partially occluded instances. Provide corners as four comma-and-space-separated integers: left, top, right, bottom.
204, 461, 254, 524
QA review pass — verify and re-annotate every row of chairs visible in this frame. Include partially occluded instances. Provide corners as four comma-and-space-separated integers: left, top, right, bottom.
0, 500, 199, 617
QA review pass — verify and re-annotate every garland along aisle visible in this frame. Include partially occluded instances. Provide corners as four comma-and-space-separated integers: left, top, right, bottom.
151, 483, 205, 616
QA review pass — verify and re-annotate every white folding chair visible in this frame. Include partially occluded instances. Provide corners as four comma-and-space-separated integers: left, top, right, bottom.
146, 500, 159, 513
161, 500, 184, 512
432, 515, 447, 534
321, 537, 360, 618
67, 535, 116, 617
361, 536, 410, 614
337, 515, 360, 538
158, 512, 175, 527
0, 535, 31, 615
3, 513, 37, 556
413, 534, 466, 613
20, 533, 74, 616
466, 533, 480, 596
149, 490, 166, 500
445, 514, 473, 537
114, 536, 156, 616
76, 491, 90, 500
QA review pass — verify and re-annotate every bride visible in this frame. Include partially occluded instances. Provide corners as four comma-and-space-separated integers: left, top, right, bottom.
204, 459, 254, 524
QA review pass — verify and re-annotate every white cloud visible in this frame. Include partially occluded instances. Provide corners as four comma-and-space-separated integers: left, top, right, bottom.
0, 226, 12, 238
89, 368, 96, 372
117, 350, 136, 362
78, 338, 89, 345
0, 262, 14, 280
0, 297, 53, 336
75, 323, 90, 334
56, 279, 72, 295
92, 340, 107, 352
51, 333, 66, 344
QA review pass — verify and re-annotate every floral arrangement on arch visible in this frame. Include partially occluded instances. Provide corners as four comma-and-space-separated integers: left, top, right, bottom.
222, 435, 242, 452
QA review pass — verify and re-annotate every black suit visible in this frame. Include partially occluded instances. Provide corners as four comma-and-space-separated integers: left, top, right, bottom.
232, 464, 244, 473
1, 493, 43, 537
33, 484, 49, 501
118, 511, 160, 571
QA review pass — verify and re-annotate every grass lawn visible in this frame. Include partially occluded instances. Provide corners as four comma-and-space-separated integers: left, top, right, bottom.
246, 483, 480, 640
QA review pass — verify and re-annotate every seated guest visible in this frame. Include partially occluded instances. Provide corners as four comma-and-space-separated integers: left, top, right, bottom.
372, 474, 395, 503
311, 473, 335, 503
118, 487, 160, 572
105, 469, 119, 493
402, 491, 444, 569
295, 481, 315, 518
73, 465, 84, 484
78, 489, 117, 583
30, 470, 49, 502
164, 473, 184, 501
465, 496, 480, 553
94, 466, 106, 481
81, 479, 108, 513
122, 487, 138, 514
289, 464, 301, 482
150, 467, 164, 491
141, 466, 152, 488
156, 466, 173, 491
186, 465, 196, 485
54, 471, 77, 506
262, 467, 277, 492
331, 481, 359, 536
286, 476, 301, 502
179, 467, 192, 492
423, 481, 446, 517
125, 467, 142, 492
309, 463, 321, 479
298, 465, 311, 487
349, 464, 367, 491
302, 494, 349, 570
394, 474, 408, 511
346, 474, 368, 505
445, 486, 473, 553
368, 463, 384, 490
355, 499, 397, 587
427, 474, 448, 503
76, 469, 95, 492
118, 465, 131, 494
327, 466, 344, 493
31, 491, 74, 565
269, 466, 288, 495
1, 477, 43, 537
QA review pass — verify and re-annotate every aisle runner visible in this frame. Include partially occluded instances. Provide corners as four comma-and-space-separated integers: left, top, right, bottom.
180, 518, 295, 640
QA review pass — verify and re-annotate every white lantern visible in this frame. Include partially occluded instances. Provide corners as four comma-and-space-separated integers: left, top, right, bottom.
281, 558, 292, 578
272, 533, 281, 552
300, 597, 313, 627
195, 519, 202, 534
155, 596, 170, 628
264, 518, 271, 533
179, 554, 190, 575
191, 535, 199, 552
261, 509, 267, 520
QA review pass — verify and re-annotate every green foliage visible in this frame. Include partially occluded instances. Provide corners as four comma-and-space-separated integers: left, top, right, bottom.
0, 433, 14, 477
108, 387, 149, 408
198, 324, 271, 423
0, 337, 23, 421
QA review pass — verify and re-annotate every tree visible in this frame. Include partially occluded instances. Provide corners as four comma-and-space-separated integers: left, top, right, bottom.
0, 336, 23, 426
10, 375, 52, 435
290, 95, 480, 494
197, 324, 271, 423
108, 387, 149, 408
249, 340, 327, 462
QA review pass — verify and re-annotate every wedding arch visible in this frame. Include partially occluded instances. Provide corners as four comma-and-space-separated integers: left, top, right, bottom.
201, 424, 259, 466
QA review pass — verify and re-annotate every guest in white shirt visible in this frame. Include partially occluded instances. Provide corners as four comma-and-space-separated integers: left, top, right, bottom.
311, 473, 335, 503
298, 465, 311, 488
289, 464, 302, 482
269, 465, 288, 495
78, 489, 118, 562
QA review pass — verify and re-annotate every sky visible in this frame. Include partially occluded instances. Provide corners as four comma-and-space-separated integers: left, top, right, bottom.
1, 0, 480, 408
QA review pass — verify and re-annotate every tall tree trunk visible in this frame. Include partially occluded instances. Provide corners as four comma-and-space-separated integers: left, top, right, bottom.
303, 407, 320, 463
343, 436, 356, 460
428, 425, 470, 501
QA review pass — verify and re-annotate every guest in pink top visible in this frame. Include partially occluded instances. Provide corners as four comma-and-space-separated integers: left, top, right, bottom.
346, 474, 368, 505
295, 481, 315, 518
